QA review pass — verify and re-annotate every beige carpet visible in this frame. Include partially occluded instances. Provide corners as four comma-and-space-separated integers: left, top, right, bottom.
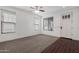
0, 34, 58, 53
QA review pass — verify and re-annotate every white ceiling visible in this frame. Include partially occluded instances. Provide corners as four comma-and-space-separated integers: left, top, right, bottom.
14, 6, 77, 17
16, 6, 63, 12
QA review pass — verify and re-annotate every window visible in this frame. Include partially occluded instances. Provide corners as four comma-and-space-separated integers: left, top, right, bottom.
62, 14, 71, 19
34, 19, 40, 31
43, 18, 48, 31
1, 9, 16, 34
43, 17, 54, 31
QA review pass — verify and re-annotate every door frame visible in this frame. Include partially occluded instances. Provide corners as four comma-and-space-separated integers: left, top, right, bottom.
60, 11, 73, 39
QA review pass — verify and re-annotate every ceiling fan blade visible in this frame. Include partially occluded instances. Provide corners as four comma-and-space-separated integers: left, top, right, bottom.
39, 10, 45, 12
30, 6, 45, 12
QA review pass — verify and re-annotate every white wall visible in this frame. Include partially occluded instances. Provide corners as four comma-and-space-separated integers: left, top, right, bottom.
41, 11, 62, 37
60, 7, 79, 40
0, 6, 41, 42
0, 6, 79, 42
71, 7, 79, 40
41, 7, 79, 41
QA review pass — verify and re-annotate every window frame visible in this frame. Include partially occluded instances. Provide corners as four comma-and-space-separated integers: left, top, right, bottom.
43, 17, 54, 31
1, 9, 16, 34
34, 19, 40, 31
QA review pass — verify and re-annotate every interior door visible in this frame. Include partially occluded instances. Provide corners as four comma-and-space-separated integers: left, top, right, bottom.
61, 12, 73, 38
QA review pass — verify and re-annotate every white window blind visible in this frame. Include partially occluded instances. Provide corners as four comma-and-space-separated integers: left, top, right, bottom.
43, 17, 54, 31
34, 19, 40, 31
1, 9, 16, 34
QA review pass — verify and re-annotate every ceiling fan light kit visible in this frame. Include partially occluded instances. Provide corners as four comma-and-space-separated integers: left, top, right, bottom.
34, 10, 40, 14
30, 6, 45, 14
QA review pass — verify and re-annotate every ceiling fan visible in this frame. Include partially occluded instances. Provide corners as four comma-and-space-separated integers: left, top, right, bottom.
30, 6, 45, 12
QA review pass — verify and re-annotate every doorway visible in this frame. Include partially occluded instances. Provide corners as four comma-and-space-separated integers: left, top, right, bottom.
60, 12, 73, 39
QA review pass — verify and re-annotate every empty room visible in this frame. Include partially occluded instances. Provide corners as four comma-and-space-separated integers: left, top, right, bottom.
0, 6, 79, 53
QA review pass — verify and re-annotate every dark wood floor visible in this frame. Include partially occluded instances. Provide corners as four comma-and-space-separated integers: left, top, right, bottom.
0, 34, 58, 53
42, 38, 79, 53
0, 34, 79, 53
